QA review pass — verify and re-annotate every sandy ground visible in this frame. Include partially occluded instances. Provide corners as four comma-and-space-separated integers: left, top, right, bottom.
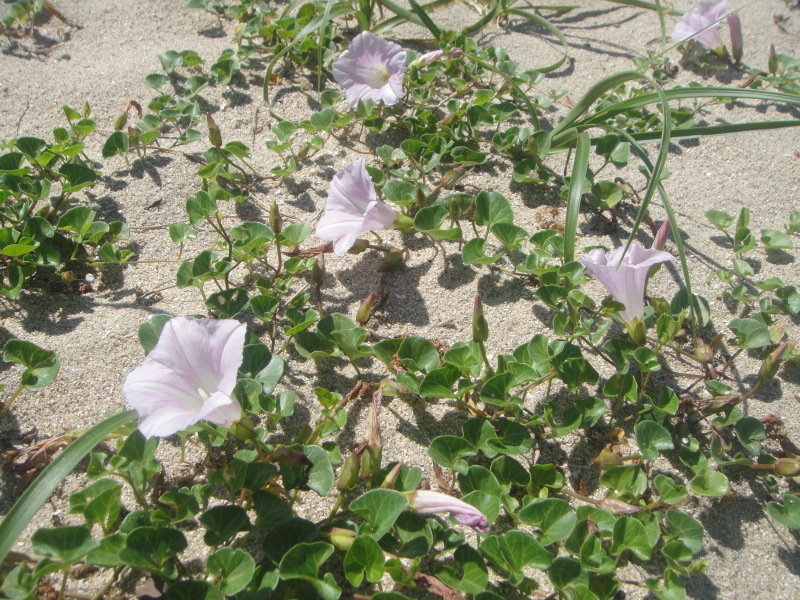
1, 0, 800, 598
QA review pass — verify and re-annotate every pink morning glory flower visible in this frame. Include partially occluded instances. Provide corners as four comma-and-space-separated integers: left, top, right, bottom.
332, 31, 407, 109
316, 158, 401, 256
407, 490, 489, 532
671, 0, 727, 51
579, 243, 674, 335
123, 316, 247, 438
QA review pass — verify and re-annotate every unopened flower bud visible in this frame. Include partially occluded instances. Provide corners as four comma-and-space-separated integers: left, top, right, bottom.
381, 462, 403, 489
379, 248, 404, 271
271, 446, 312, 467
727, 13, 743, 62
393, 213, 415, 233
759, 342, 789, 381
694, 339, 714, 365
269, 199, 282, 234
336, 452, 361, 492
127, 126, 139, 147
440, 168, 464, 190
360, 391, 383, 480
768, 44, 778, 75
442, 112, 459, 127
651, 220, 670, 251
206, 113, 222, 147
773, 458, 800, 476
356, 292, 376, 326
472, 295, 489, 343
591, 451, 625, 470
328, 527, 356, 551
113, 112, 128, 131
380, 378, 408, 397
311, 252, 325, 287
348, 239, 370, 255
598, 498, 641, 514
61, 271, 75, 284
229, 415, 257, 440
627, 317, 646, 346
294, 423, 312, 445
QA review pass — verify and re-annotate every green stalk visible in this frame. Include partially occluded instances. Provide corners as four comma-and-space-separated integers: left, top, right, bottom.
0, 410, 138, 564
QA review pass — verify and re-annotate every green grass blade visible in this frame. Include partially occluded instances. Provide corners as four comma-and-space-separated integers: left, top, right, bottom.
551, 70, 648, 144
375, 0, 429, 31
596, 119, 800, 143
373, 0, 453, 35
407, 0, 443, 41
0, 410, 137, 564
316, 0, 338, 90
603, 0, 682, 14
465, 52, 541, 130
563, 132, 590, 264
579, 87, 800, 127
505, 8, 570, 73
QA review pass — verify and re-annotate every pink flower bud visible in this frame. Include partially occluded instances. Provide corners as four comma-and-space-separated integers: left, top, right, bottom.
727, 13, 743, 62
407, 490, 489, 532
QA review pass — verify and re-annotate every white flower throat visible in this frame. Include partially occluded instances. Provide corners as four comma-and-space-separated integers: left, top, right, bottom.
364, 61, 390, 88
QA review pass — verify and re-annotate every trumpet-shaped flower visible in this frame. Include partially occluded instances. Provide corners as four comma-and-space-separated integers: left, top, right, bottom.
579, 243, 674, 333
316, 158, 401, 256
407, 490, 489, 532
333, 31, 407, 109
123, 317, 247, 438
671, 1, 727, 50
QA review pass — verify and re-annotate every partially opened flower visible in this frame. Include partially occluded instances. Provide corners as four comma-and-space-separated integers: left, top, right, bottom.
579, 243, 674, 342
333, 31, 407, 109
316, 158, 405, 256
123, 317, 247, 438
671, 0, 727, 51
408, 490, 489, 532
412, 48, 464, 68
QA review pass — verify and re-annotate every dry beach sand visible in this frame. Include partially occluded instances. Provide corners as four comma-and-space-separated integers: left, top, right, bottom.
1, 0, 800, 597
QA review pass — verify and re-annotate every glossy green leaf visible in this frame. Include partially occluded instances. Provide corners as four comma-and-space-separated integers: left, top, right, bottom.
2, 339, 60, 390
350, 489, 408, 539
207, 547, 255, 595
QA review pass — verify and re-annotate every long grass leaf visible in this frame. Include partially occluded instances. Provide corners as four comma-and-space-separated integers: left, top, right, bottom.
563, 132, 590, 264
551, 70, 648, 144
0, 410, 138, 564
579, 87, 800, 127
505, 8, 570, 73
603, 0, 682, 14
596, 119, 800, 143
407, 0, 443, 40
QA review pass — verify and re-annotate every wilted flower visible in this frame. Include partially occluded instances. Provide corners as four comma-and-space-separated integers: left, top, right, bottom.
123, 317, 246, 438
316, 158, 402, 256
332, 31, 407, 109
407, 490, 489, 532
670, 0, 727, 51
579, 243, 674, 342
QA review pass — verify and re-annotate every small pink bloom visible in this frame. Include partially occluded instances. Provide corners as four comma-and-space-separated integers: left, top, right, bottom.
123, 317, 246, 438
408, 490, 489, 532
333, 31, 407, 109
670, 0, 727, 50
316, 158, 399, 256
579, 243, 674, 327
